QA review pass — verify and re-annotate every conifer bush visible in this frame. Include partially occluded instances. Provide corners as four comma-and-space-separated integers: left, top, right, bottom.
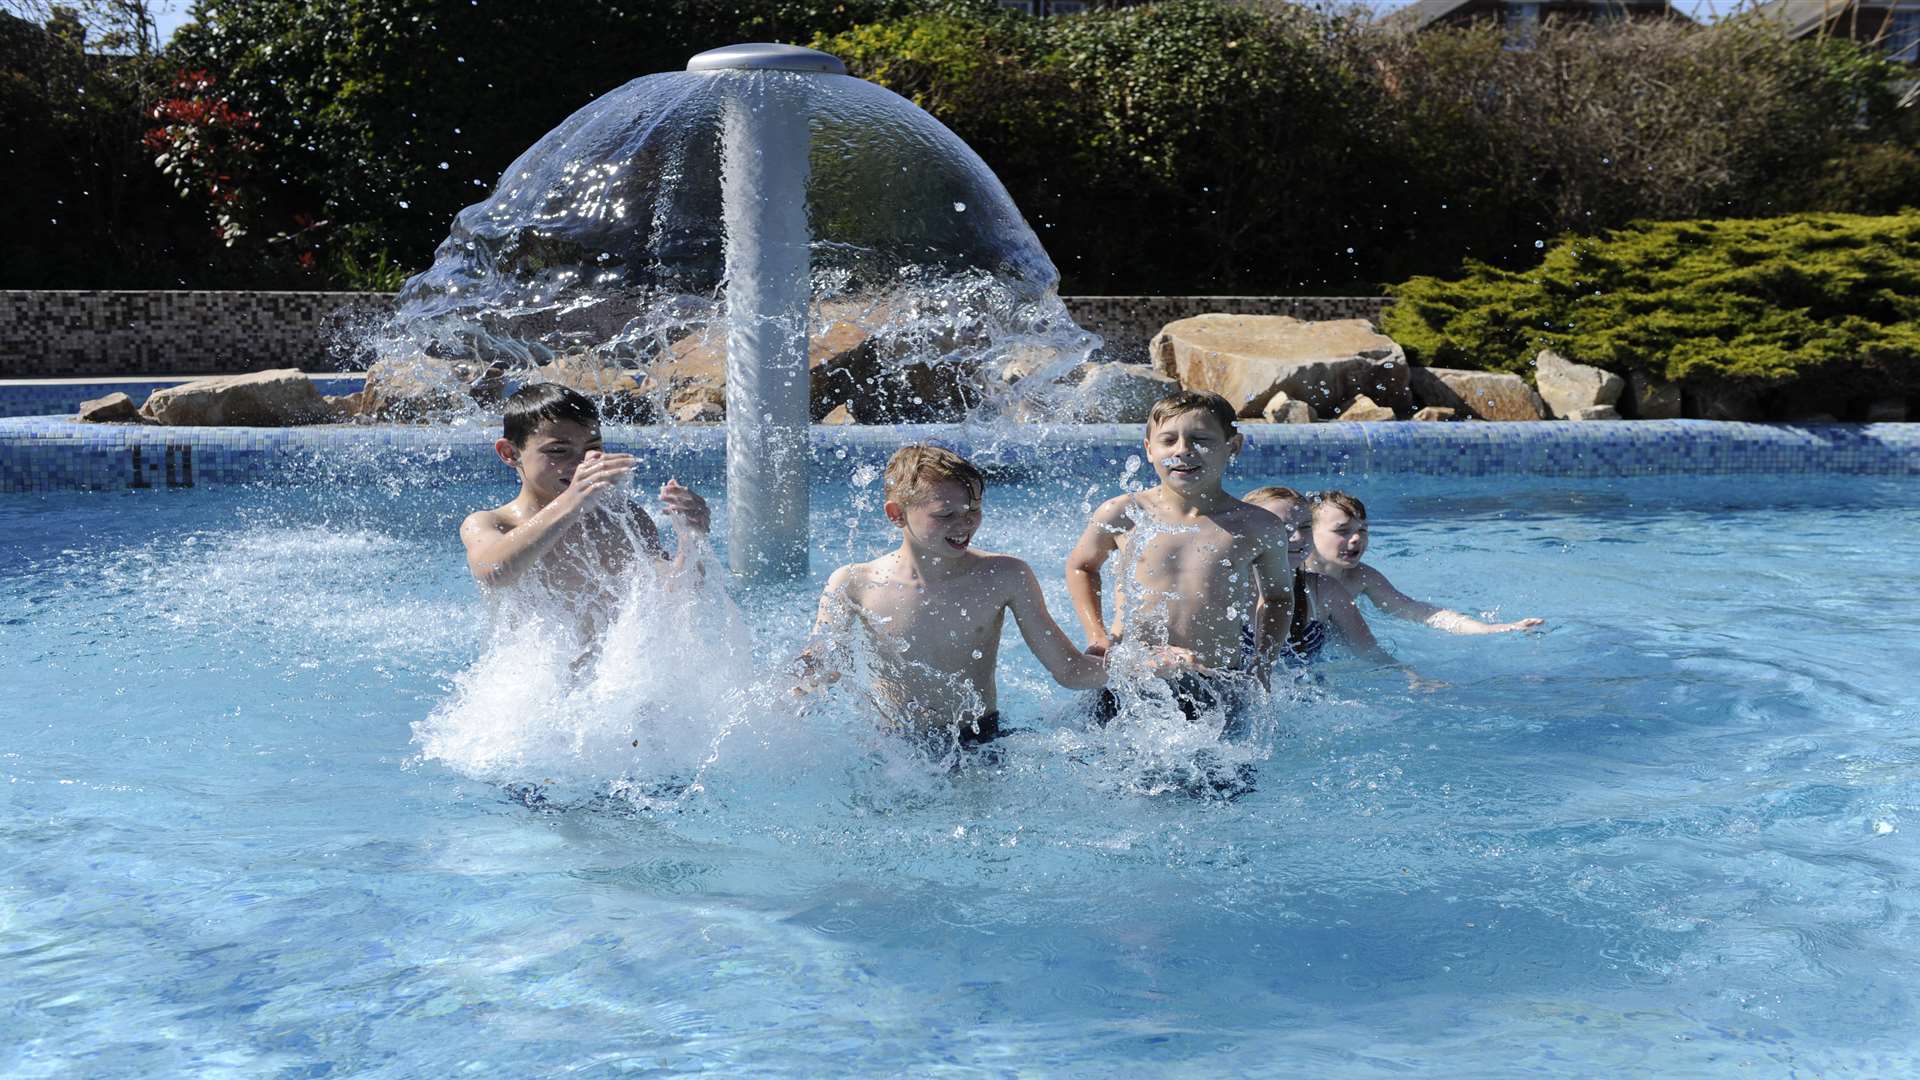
1383, 212, 1920, 397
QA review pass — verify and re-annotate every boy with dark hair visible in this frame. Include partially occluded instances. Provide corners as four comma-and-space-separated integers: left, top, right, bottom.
1305, 490, 1544, 635
796, 443, 1189, 756
1065, 390, 1294, 727
459, 383, 709, 603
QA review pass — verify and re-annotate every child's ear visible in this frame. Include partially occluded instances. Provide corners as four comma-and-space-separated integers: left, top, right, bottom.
494, 438, 519, 468
1228, 432, 1245, 456
883, 499, 906, 527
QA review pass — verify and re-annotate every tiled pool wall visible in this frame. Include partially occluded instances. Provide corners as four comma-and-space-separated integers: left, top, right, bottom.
0, 290, 1393, 378
3, 416, 1916, 494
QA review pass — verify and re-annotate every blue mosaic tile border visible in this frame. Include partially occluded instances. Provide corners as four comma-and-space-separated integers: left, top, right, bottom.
0, 376, 366, 419
2, 417, 1916, 494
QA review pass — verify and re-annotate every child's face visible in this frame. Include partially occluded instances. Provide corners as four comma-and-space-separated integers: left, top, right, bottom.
1252, 497, 1312, 570
1145, 410, 1240, 493
506, 419, 603, 500
1311, 505, 1369, 568
887, 478, 982, 557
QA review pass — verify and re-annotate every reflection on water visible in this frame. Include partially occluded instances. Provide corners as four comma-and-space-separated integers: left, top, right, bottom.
3, 472, 1919, 1075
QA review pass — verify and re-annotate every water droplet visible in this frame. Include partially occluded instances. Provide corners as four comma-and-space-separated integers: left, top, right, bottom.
1534, 240, 1545, 249
398, 200, 410, 209
437, 162, 449, 170
952, 202, 967, 213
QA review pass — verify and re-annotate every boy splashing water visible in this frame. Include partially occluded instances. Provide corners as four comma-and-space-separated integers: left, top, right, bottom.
796, 444, 1190, 760
1066, 391, 1294, 733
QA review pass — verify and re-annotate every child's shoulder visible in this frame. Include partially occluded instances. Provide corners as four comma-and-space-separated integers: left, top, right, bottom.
458, 503, 516, 544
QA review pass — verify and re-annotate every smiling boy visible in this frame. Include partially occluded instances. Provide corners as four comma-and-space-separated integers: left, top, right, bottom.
1305, 490, 1544, 636
796, 444, 1178, 756
458, 384, 710, 624
1065, 391, 1294, 725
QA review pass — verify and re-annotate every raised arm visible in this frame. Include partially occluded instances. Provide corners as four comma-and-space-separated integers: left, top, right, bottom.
1005, 558, 1108, 690
459, 452, 634, 586
1064, 496, 1131, 656
1249, 522, 1296, 678
1353, 563, 1544, 635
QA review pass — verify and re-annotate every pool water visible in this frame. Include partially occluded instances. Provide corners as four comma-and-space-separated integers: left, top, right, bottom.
5, 460, 1920, 1077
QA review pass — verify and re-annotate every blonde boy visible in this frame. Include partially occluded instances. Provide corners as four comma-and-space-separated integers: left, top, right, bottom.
798, 444, 1174, 754
1066, 391, 1294, 723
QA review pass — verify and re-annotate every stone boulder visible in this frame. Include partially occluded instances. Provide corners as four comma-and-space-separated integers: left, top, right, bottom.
1260, 393, 1315, 424
1627, 371, 1681, 420
357, 355, 496, 420
1569, 405, 1620, 421
1409, 367, 1545, 421
1534, 349, 1624, 419
141, 369, 328, 426
1337, 395, 1397, 422
1149, 315, 1411, 419
647, 301, 985, 424
77, 392, 141, 423
1057, 363, 1178, 423
532, 352, 651, 421
1411, 406, 1458, 422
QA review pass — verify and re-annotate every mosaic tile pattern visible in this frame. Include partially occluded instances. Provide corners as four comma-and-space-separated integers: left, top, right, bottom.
2, 417, 1914, 494
1, 291, 1389, 378
0, 291, 393, 378
0, 376, 365, 419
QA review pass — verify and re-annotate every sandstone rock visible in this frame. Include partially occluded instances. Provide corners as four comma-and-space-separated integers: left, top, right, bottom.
1149, 314, 1411, 418
1627, 371, 1681, 420
1409, 367, 1545, 421
1059, 363, 1178, 423
1261, 393, 1316, 424
1411, 406, 1458, 422
1337, 394, 1397, 422
140, 369, 328, 426
323, 393, 363, 421
820, 403, 853, 425
1569, 404, 1620, 421
1865, 398, 1909, 422
358, 355, 491, 419
650, 300, 986, 425
1534, 349, 1624, 419
669, 384, 726, 423
532, 352, 651, 421
77, 392, 139, 423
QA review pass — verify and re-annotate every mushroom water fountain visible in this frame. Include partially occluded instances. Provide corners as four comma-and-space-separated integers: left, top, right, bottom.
381, 43, 1093, 584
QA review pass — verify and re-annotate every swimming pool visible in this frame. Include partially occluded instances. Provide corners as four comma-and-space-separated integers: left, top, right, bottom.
5, 453, 1919, 1076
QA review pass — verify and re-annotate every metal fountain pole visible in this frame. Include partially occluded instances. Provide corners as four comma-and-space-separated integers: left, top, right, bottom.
686, 43, 845, 585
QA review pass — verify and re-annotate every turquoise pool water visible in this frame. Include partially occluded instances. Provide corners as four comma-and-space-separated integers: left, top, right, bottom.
5, 460, 1919, 1076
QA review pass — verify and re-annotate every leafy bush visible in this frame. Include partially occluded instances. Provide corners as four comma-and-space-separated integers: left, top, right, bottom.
1383, 212, 1920, 396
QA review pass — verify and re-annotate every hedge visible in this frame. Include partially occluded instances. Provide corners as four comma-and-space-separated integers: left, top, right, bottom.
1383, 212, 1920, 397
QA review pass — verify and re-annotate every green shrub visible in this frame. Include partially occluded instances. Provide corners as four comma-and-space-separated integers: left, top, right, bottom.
1384, 212, 1920, 396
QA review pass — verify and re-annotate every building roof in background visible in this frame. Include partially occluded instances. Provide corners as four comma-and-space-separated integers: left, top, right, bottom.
1384, 0, 1689, 31
1748, 0, 1898, 38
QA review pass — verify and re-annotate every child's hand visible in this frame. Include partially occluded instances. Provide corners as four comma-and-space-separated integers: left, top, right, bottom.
559, 450, 636, 510
1494, 618, 1546, 633
1142, 645, 1201, 677
660, 479, 710, 535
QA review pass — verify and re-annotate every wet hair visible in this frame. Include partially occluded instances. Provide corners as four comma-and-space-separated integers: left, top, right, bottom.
502, 383, 600, 447
1147, 390, 1239, 440
1243, 485, 1303, 506
883, 443, 985, 506
1309, 489, 1368, 522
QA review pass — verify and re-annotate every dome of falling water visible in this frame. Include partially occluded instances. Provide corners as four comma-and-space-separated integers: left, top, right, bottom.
380, 49, 1096, 423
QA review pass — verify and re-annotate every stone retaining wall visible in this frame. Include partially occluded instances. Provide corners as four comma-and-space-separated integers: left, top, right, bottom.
0, 290, 1392, 378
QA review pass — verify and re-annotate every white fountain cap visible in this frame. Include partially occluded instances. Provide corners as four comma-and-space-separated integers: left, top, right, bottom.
686, 43, 846, 75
